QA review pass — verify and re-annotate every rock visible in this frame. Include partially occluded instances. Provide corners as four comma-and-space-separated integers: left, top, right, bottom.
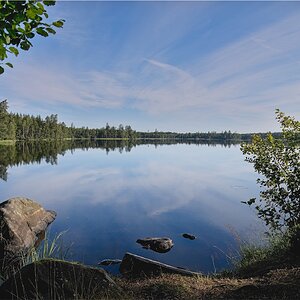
99, 259, 122, 266
182, 233, 196, 240
0, 197, 56, 268
0, 259, 120, 300
120, 252, 202, 278
136, 237, 174, 253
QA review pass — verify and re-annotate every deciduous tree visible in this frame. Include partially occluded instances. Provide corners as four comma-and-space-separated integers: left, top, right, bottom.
241, 110, 300, 231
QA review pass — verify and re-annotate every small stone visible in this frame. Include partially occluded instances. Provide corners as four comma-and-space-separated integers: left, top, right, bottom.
136, 237, 174, 253
182, 233, 196, 240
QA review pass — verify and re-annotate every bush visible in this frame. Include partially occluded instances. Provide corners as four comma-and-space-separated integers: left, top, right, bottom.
241, 110, 300, 231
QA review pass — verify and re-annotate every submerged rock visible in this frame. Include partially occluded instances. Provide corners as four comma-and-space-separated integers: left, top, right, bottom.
182, 233, 196, 240
0, 197, 56, 268
120, 252, 202, 277
99, 259, 122, 266
136, 237, 174, 253
0, 259, 119, 300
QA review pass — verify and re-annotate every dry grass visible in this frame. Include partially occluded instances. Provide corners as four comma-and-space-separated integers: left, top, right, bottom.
115, 267, 300, 300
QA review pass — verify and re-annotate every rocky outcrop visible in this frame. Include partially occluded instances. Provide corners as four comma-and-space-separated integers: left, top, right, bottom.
0, 197, 56, 267
120, 252, 202, 277
136, 237, 174, 253
0, 259, 120, 300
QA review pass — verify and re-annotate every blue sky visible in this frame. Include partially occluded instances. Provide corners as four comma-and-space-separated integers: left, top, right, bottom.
1, 1, 300, 133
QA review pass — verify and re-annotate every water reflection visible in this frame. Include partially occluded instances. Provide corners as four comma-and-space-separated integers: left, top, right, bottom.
0, 140, 239, 181
0, 140, 261, 273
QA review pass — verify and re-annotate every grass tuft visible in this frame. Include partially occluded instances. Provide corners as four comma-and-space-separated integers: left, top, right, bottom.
22, 230, 70, 266
232, 226, 300, 277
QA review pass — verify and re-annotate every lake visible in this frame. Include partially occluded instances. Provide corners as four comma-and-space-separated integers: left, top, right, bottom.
0, 140, 262, 274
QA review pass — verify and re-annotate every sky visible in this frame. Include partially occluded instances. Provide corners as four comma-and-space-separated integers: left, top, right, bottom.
1, 1, 300, 133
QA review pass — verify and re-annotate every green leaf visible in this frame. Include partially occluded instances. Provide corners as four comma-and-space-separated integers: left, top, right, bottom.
43, 1, 56, 6
36, 28, 48, 37
0, 66, 4, 74
45, 27, 56, 34
0, 46, 7, 60
26, 8, 37, 20
37, 2, 45, 10
25, 22, 31, 32
9, 46, 19, 56
5, 35, 10, 44
20, 41, 30, 50
247, 198, 256, 205
52, 20, 64, 28
5, 62, 13, 68
17, 27, 26, 34
26, 32, 35, 39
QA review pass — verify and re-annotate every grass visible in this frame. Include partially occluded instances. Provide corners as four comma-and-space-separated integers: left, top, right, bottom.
22, 230, 70, 266
0, 230, 70, 283
0, 140, 15, 145
116, 268, 300, 299
232, 227, 300, 278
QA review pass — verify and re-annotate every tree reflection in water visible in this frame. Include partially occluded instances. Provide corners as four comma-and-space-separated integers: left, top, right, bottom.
0, 139, 238, 181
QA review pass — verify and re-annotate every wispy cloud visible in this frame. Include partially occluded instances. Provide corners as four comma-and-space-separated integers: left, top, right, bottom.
0, 64, 131, 109
1, 4, 300, 131
10, 157, 256, 229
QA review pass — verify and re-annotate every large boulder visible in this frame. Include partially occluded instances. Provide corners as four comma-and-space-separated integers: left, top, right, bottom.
0, 259, 120, 300
136, 237, 174, 253
0, 197, 56, 267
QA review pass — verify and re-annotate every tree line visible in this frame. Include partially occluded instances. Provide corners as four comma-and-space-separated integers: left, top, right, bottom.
0, 100, 137, 140
0, 100, 280, 141
138, 129, 281, 141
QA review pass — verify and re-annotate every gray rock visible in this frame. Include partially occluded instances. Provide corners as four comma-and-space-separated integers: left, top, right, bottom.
120, 252, 202, 278
136, 237, 174, 253
0, 197, 56, 268
0, 259, 119, 300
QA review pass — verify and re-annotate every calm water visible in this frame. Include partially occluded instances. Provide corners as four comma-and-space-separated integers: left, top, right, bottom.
0, 141, 262, 273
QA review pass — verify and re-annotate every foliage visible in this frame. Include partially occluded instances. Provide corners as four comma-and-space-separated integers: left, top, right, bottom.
0, 100, 15, 140
236, 232, 291, 272
0, 100, 138, 141
0, 0, 64, 74
0, 101, 284, 144
233, 226, 300, 278
138, 129, 280, 141
1, 101, 282, 143
241, 109, 300, 231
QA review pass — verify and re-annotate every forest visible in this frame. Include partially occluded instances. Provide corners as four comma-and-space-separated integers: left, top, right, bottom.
0, 100, 137, 140
0, 100, 280, 141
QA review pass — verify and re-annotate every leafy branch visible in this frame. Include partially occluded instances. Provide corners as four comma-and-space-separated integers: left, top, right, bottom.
0, 0, 64, 74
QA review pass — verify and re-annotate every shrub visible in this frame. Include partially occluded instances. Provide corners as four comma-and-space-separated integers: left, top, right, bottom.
241, 110, 300, 231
